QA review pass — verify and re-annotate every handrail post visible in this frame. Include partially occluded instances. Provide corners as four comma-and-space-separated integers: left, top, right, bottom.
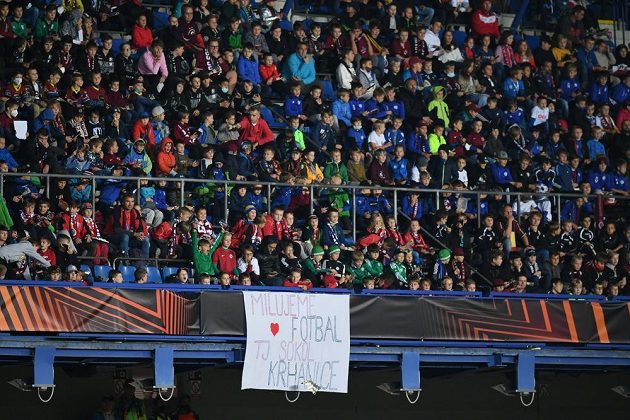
352, 188, 356, 242
180, 181, 185, 209
310, 185, 314, 215
516, 192, 521, 224
0, 173, 4, 201
556, 193, 562, 223
224, 181, 229, 222
476, 192, 481, 228
136, 179, 141, 204
393, 189, 398, 224
46, 175, 50, 199
267, 184, 271, 213
91, 178, 96, 210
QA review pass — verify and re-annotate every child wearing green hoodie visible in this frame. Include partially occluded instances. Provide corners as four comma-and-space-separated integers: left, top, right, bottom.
427, 86, 450, 128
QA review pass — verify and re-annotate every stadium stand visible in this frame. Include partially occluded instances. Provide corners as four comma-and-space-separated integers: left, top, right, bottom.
0, 0, 626, 300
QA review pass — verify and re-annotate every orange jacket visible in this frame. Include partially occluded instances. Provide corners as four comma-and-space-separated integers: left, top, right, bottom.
156, 138, 176, 175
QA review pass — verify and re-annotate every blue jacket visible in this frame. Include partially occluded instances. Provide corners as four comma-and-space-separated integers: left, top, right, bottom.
311, 121, 336, 150
349, 97, 366, 117
586, 139, 606, 160
401, 195, 422, 221
332, 99, 352, 126
154, 188, 168, 210
99, 179, 126, 206
491, 163, 513, 186
322, 221, 353, 247
271, 186, 293, 210
503, 108, 526, 129
612, 171, 629, 191
407, 132, 430, 155
389, 157, 409, 182
356, 194, 373, 215
347, 127, 367, 150
502, 77, 525, 100
363, 99, 388, 119
611, 83, 630, 105
590, 82, 609, 105
588, 169, 612, 191
247, 191, 265, 212
0, 148, 18, 170
554, 162, 573, 192
282, 53, 316, 85
284, 94, 303, 117
237, 56, 261, 85
560, 77, 580, 101
384, 100, 405, 119
385, 129, 406, 153
373, 194, 393, 214
544, 141, 566, 161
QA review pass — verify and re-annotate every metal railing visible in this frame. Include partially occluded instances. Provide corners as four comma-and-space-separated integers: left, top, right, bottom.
3, 171, 629, 242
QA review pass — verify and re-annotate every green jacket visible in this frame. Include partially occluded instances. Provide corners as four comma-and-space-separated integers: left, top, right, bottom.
304, 258, 327, 276
294, 129, 305, 150
348, 263, 371, 286
12, 19, 29, 39
364, 258, 384, 277
389, 261, 407, 285
323, 161, 349, 182
326, 188, 350, 217
192, 230, 223, 276
34, 18, 59, 40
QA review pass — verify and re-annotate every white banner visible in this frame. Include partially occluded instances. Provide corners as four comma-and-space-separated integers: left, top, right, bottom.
241, 292, 350, 393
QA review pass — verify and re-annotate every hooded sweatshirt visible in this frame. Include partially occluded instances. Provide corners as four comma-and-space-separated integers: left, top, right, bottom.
156, 138, 176, 176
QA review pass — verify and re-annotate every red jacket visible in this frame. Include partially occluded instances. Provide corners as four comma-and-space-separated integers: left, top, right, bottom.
259, 63, 280, 83
58, 213, 88, 240
132, 24, 153, 50
132, 120, 156, 145
238, 116, 274, 146
471, 9, 501, 38
262, 214, 285, 240
104, 207, 148, 235
283, 278, 313, 289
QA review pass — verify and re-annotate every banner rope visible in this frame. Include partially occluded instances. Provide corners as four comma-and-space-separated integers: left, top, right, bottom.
520, 392, 535, 407
158, 387, 175, 402
37, 387, 55, 403
285, 391, 300, 403
405, 390, 421, 404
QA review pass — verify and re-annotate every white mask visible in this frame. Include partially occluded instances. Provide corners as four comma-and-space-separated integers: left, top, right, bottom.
13, 77, 22, 85
446, 72, 455, 78
10, 109, 18, 118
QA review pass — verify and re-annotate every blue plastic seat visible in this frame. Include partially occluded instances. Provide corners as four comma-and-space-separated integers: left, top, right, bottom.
147, 266, 162, 283
452, 30, 467, 47
152, 10, 169, 32
118, 265, 136, 283
162, 266, 178, 282
93, 265, 112, 282
260, 106, 287, 129
320, 80, 336, 102
111, 38, 124, 56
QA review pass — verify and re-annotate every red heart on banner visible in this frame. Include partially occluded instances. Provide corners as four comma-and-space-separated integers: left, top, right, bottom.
270, 322, 280, 336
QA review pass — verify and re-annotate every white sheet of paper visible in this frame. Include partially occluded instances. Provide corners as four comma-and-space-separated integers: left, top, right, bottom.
14, 121, 28, 140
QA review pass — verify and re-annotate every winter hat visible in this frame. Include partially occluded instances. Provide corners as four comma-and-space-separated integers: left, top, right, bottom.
311, 246, 325, 256
438, 249, 451, 261
328, 245, 341, 254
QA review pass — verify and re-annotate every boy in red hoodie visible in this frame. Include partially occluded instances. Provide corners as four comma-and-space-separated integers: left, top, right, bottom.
283, 268, 313, 290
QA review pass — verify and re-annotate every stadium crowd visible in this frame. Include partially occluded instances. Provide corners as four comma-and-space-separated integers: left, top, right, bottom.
0, 0, 627, 298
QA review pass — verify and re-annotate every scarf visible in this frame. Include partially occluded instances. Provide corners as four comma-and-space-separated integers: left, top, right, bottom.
502, 45, 515, 68
84, 216, 102, 238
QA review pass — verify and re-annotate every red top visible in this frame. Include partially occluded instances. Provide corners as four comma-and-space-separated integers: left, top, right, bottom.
238, 116, 274, 146
131, 24, 153, 50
